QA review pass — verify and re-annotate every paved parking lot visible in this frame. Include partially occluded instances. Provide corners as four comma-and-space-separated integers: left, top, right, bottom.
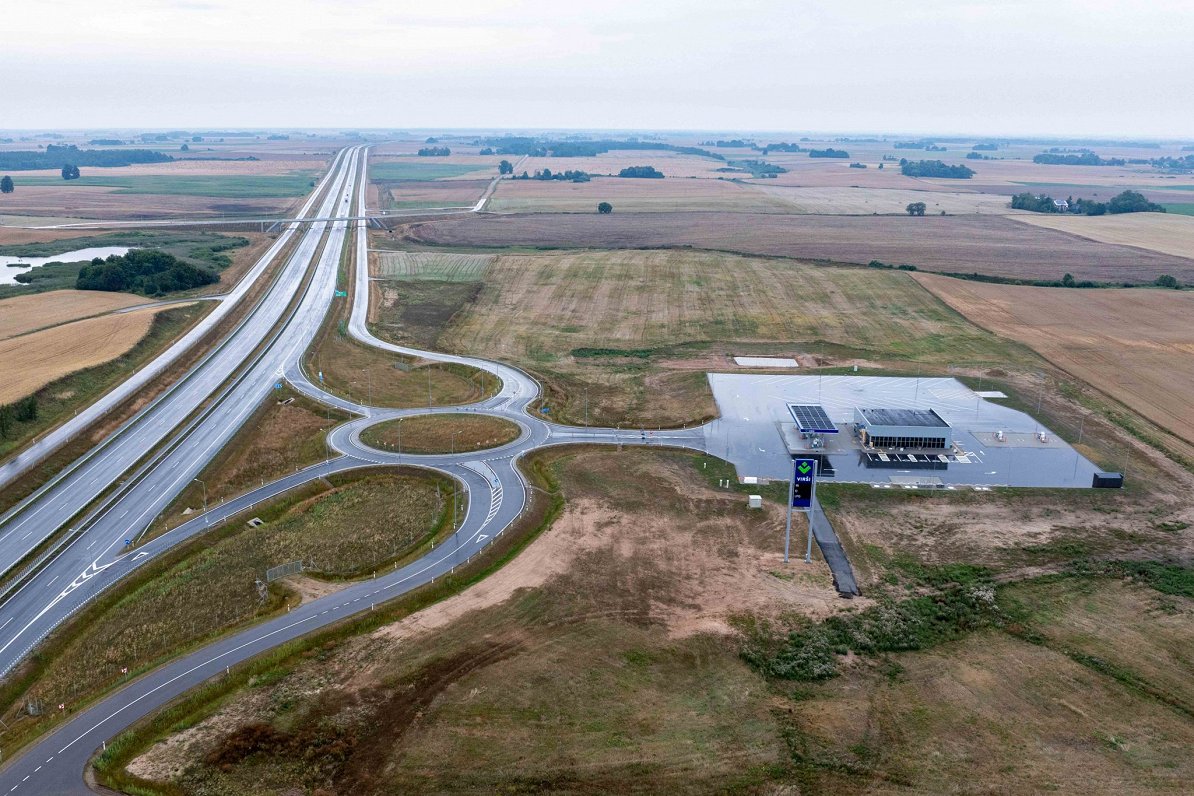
702, 374, 1102, 489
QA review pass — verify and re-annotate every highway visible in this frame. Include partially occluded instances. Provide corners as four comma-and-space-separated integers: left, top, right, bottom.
0, 147, 708, 794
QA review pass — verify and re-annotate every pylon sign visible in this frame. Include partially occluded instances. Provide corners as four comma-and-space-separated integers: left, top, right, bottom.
792, 458, 817, 508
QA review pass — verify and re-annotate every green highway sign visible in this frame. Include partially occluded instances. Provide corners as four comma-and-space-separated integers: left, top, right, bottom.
334, 289, 347, 297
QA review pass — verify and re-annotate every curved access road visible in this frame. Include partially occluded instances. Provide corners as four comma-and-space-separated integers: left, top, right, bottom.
0, 148, 711, 795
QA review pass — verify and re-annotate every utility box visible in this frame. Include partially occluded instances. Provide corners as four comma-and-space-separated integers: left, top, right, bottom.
747, 494, 763, 509
1092, 472, 1124, 489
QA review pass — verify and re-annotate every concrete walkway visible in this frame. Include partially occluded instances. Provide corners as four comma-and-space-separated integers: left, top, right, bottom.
810, 498, 861, 597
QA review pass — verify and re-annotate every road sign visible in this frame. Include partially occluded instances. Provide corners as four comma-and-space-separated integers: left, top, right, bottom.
792, 458, 817, 508
334, 289, 347, 297
124, 539, 131, 547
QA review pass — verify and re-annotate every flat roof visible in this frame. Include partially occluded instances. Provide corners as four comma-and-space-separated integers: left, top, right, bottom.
789, 404, 839, 433
858, 407, 950, 428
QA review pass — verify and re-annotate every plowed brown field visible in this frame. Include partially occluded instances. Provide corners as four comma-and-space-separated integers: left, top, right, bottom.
915, 273, 1194, 443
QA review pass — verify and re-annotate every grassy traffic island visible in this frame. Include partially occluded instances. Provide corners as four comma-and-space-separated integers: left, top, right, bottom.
0, 469, 458, 758
359, 413, 522, 455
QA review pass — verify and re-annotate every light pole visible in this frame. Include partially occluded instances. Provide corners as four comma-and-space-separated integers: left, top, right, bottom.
194, 478, 207, 525
451, 431, 462, 530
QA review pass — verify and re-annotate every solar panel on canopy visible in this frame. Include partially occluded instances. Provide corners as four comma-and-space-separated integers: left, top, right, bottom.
788, 404, 838, 433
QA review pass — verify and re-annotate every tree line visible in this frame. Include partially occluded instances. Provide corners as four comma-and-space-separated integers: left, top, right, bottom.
1010, 189, 1165, 216
513, 168, 591, 182
899, 159, 975, 178
808, 148, 850, 158
0, 145, 173, 170
417, 147, 451, 156
0, 396, 38, 439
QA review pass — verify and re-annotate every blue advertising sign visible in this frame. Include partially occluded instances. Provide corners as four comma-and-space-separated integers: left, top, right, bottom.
792, 458, 817, 508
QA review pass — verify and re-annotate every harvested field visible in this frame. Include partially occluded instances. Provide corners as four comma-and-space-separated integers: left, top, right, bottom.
404, 212, 1194, 284
488, 175, 789, 214
373, 179, 487, 210
0, 290, 146, 340
371, 251, 492, 281
0, 305, 185, 403
1013, 212, 1194, 260
0, 185, 295, 221
514, 152, 730, 179
755, 185, 1025, 215
915, 273, 1194, 445
0, 227, 97, 246
414, 250, 1021, 426
359, 414, 521, 455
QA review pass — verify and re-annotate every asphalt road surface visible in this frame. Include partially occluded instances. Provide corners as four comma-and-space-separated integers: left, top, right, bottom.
0, 146, 711, 794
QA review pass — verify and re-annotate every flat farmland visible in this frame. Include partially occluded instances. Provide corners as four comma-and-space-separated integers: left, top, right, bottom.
373, 179, 488, 211
915, 273, 1194, 444
1012, 212, 1194, 260
0, 185, 295, 220
488, 176, 789, 214
0, 304, 187, 403
515, 151, 730, 179
371, 251, 493, 281
369, 156, 501, 181
405, 212, 1194, 284
0, 290, 146, 339
754, 185, 1024, 215
427, 250, 1020, 425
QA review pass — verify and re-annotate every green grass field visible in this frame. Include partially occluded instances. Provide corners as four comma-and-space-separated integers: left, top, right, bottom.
370, 162, 486, 181
0, 471, 451, 757
1163, 203, 1194, 215
10, 173, 318, 197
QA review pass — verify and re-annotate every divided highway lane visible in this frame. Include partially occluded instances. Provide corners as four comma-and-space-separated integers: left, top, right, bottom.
0, 148, 350, 493
0, 148, 358, 583
0, 147, 365, 676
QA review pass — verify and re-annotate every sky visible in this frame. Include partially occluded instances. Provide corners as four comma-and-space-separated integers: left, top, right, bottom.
4, 0, 1193, 138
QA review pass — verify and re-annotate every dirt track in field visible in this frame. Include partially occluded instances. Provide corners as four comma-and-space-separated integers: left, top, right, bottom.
403, 211, 1194, 284
915, 273, 1194, 444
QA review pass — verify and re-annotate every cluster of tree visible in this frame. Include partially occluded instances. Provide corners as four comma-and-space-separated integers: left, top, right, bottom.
905, 202, 927, 216
965, 151, 993, 160
702, 139, 753, 148
617, 166, 664, 178
761, 142, 802, 153
498, 159, 514, 174
808, 148, 849, 158
479, 148, 494, 155
893, 141, 928, 149
424, 137, 439, 143
597, 202, 613, 214
731, 159, 787, 177
1155, 274, 1181, 289
0, 145, 173, 171
1033, 152, 1126, 166
266, 134, 289, 140
417, 147, 451, 156
1147, 155, 1194, 173
0, 396, 38, 439
0, 175, 12, 194
1011, 189, 1166, 216
61, 164, 80, 180
513, 168, 591, 182
972, 143, 998, 151
476, 137, 724, 162
1046, 147, 1092, 153
849, 162, 867, 169
868, 260, 918, 271
88, 138, 124, 145
76, 249, 218, 295
899, 159, 975, 178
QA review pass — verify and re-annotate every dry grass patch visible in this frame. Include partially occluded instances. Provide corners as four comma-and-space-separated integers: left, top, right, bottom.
755, 184, 1025, 215
428, 249, 1020, 425
0, 289, 146, 339
359, 413, 521, 455
1013, 212, 1194, 260
0, 304, 185, 403
124, 449, 843, 795
915, 273, 1194, 445
371, 250, 492, 281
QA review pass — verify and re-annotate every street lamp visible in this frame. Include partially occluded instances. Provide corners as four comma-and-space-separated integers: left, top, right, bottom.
193, 478, 207, 513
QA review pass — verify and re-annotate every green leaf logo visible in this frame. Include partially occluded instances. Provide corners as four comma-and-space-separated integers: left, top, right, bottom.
797, 462, 812, 475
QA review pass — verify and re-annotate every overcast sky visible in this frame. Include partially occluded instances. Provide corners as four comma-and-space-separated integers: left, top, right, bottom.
5, 0, 1192, 137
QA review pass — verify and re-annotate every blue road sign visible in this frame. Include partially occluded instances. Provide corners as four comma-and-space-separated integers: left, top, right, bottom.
540, 406, 551, 414
792, 458, 817, 508
124, 539, 132, 546
274, 382, 282, 390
